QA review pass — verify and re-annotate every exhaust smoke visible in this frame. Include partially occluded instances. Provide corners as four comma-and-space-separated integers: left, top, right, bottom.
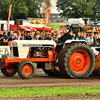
42, 0, 51, 13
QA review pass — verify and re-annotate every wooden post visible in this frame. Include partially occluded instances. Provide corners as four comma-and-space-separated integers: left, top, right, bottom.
42, 27, 45, 40
17, 25, 18, 40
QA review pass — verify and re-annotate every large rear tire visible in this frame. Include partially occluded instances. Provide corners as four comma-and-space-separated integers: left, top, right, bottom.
58, 43, 95, 78
1, 64, 17, 77
18, 60, 36, 79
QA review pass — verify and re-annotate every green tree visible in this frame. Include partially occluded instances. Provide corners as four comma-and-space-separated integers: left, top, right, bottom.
0, 0, 41, 20
91, 0, 100, 21
25, 0, 41, 18
0, 0, 12, 19
56, 0, 99, 21
12, 0, 28, 19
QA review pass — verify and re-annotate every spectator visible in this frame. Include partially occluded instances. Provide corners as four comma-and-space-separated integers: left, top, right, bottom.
45, 34, 52, 40
94, 34, 99, 46
0, 31, 3, 37
0, 31, 3, 45
37, 31, 40, 39
30, 32, 34, 39
33, 33, 37, 40
72, 34, 79, 40
20, 31, 26, 40
98, 32, 100, 38
25, 32, 32, 40
77, 32, 81, 39
29, 32, 33, 38
61, 33, 64, 37
21, 31, 24, 37
8, 31, 13, 41
45, 31, 49, 39
18, 31, 21, 40
21, 31, 24, 36
14, 30, 21, 40
32, 32, 35, 37
86, 33, 89, 39
79, 32, 85, 40
53, 35, 58, 42
14, 31, 17, 40
83, 32, 87, 40
1, 32, 8, 45
9, 35, 15, 41
7, 31, 10, 36
86, 33, 94, 45
57, 32, 61, 38
72, 34, 76, 40
38, 34, 42, 40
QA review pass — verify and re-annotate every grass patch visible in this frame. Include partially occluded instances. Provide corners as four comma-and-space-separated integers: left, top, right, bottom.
34, 63, 37, 67
0, 86, 100, 97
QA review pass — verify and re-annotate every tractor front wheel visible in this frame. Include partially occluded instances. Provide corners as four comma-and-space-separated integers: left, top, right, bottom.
18, 60, 36, 79
1, 64, 17, 77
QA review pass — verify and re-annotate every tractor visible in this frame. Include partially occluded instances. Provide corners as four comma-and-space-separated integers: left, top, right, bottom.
0, 24, 97, 79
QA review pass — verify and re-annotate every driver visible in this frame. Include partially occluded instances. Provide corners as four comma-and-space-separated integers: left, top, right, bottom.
56, 27, 72, 51
58, 27, 72, 43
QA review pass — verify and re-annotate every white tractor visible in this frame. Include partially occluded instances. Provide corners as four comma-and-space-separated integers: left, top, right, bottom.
0, 24, 97, 79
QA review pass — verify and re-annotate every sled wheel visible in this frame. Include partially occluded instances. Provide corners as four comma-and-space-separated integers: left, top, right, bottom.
58, 43, 95, 78
1, 64, 17, 77
18, 60, 36, 79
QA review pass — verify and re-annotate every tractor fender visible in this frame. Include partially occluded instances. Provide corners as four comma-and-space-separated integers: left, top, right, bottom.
63, 40, 87, 48
65, 40, 87, 44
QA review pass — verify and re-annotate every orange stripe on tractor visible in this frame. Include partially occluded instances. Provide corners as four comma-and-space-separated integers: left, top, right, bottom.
3, 50, 54, 67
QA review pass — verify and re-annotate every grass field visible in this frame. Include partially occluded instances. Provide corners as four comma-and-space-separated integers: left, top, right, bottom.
0, 86, 100, 97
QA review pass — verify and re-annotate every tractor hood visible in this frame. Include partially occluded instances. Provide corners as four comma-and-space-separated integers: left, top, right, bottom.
11, 40, 56, 48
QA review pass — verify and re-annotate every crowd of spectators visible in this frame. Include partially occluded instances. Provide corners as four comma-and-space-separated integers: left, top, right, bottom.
72, 31, 100, 46
0, 29, 63, 46
0, 28, 100, 46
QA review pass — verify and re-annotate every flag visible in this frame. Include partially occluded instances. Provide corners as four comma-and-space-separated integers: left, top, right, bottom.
45, 8, 50, 27
7, 5, 12, 24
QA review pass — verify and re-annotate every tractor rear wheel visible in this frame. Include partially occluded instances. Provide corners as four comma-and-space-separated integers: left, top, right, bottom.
1, 64, 17, 77
18, 60, 36, 79
58, 43, 95, 78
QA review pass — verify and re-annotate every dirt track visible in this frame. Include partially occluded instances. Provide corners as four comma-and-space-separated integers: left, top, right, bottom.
1, 95, 100, 100
1, 69, 100, 100
0, 68, 100, 88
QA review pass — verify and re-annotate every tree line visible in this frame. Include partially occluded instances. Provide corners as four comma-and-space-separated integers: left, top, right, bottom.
57, 0, 100, 21
0, 0, 41, 20
0, 0, 100, 21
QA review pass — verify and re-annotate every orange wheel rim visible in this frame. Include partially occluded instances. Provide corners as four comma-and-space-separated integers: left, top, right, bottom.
23, 64, 33, 76
70, 50, 90, 74
6, 67, 15, 73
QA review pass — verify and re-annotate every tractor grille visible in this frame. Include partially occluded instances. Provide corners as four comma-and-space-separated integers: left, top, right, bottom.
13, 47, 19, 57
